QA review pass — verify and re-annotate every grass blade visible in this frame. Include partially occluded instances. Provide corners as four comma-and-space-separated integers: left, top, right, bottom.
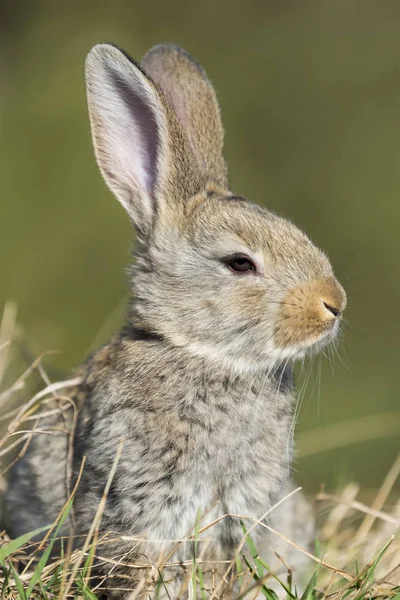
26, 498, 73, 597
0, 525, 50, 563
9, 563, 27, 600
300, 571, 317, 600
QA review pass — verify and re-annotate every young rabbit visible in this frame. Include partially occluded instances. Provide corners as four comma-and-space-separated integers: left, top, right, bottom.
6, 44, 346, 597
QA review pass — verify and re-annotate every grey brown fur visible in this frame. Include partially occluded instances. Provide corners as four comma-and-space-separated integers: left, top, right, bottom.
6, 43, 346, 598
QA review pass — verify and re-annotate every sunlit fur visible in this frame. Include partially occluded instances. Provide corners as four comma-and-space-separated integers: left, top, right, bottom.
6, 43, 346, 599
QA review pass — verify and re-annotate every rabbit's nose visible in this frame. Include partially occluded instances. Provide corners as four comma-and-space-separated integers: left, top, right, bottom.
318, 276, 347, 321
322, 301, 342, 318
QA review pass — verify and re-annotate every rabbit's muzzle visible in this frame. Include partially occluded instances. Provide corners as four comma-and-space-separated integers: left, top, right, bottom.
274, 276, 346, 352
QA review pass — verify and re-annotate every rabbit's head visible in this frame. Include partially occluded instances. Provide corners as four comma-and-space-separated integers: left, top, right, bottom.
85, 44, 346, 371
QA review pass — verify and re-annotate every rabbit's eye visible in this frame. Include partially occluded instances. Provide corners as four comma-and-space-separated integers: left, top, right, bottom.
224, 254, 257, 274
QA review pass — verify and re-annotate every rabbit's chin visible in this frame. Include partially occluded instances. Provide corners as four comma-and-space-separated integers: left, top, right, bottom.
278, 318, 341, 363
257, 318, 342, 368
183, 320, 340, 375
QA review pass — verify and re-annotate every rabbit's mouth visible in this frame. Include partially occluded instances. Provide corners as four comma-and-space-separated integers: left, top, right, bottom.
273, 276, 346, 358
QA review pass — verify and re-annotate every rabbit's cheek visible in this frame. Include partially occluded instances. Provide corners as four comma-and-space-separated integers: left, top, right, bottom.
273, 276, 346, 352
232, 283, 266, 316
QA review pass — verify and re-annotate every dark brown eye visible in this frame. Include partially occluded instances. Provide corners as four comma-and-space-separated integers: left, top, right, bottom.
224, 254, 257, 274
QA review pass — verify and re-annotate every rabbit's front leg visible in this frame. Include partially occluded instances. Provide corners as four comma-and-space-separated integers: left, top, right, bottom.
254, 482, 315, 596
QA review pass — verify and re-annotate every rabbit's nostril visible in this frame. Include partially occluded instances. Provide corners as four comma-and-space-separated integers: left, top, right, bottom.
323, 301, 341, 318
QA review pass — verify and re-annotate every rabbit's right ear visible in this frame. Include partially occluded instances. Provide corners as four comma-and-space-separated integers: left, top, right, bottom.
141, 45, 228, 189
85, 44, 200, 237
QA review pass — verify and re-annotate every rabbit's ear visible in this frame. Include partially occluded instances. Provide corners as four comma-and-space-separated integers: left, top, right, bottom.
85, 44, 200, 236
141, 45, 228, 188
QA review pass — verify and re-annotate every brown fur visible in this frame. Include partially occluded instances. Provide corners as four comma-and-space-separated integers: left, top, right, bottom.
276, 277, 346, 348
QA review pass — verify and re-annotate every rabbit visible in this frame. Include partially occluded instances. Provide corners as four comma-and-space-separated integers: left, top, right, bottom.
6, 43, 346, 598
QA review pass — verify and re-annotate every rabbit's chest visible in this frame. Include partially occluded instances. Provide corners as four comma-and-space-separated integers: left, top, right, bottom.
84, 363, 295, 553
176, 384, 294, 536
131, 381, 294, 551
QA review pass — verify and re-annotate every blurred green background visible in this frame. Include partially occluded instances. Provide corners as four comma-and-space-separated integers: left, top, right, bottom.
1, 0, 399, 492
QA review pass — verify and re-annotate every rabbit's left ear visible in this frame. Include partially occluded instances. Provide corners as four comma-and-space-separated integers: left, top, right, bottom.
141, 45, 228, 188
85, 44, 201, 238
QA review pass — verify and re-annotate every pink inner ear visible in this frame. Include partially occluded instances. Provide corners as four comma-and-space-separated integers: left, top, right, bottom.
92, 60, 162, 212
109, 69, 160, 201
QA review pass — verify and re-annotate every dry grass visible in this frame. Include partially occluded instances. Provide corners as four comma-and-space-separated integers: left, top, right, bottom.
0, 302, 399, 599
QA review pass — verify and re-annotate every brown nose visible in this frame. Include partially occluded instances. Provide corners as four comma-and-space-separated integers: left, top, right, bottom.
323, 301, 342, 318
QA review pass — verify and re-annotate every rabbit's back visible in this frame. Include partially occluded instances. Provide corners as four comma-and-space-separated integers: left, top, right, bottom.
6, 406, 72, 539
